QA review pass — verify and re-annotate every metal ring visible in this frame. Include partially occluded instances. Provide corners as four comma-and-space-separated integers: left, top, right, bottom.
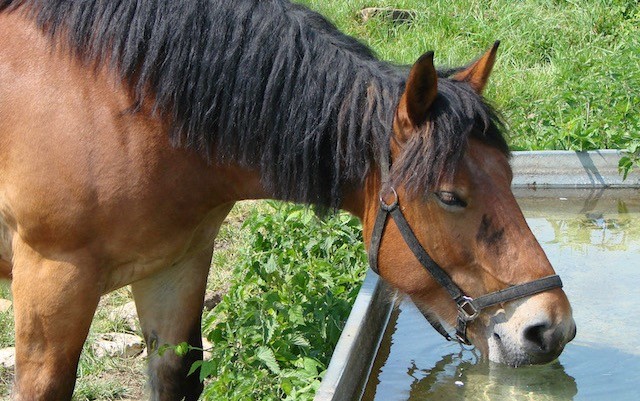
379, 186, 398, 211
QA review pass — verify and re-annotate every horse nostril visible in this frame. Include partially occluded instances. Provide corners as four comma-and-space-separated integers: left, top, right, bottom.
521, 319, 574, 363
523, 323, 549, 352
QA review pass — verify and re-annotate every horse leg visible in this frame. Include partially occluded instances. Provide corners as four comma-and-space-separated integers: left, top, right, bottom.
132, 248, 213, 401
11, 239, 101, 400
131, 202, 234, 401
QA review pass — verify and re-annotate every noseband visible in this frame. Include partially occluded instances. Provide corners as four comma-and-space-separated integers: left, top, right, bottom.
367, 154, 563, 345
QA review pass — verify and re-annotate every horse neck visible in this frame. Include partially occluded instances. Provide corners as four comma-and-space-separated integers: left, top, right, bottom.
217, 160, 372, 220
336, 184, 367, 219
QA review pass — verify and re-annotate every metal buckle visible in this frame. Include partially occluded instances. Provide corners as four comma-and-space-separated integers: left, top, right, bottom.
379, 186, 398, 211
457, 296, 480, 321
455, 317, 473, 346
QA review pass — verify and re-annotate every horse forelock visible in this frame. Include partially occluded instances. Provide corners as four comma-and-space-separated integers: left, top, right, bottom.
0, 0, 509, 208
392, 78, 510, 196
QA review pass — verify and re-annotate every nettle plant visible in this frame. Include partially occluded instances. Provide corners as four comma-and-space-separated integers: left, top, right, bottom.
164, 202, 367, 401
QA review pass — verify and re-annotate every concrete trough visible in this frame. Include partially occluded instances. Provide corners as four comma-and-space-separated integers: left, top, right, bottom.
510, 150, 640, 189
314, 150, 640, 401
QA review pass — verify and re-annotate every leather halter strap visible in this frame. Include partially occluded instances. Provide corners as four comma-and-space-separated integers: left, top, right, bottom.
367, 154, 563, 344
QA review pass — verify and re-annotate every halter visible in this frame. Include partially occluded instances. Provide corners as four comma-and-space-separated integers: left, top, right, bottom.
367, 152, 563, 345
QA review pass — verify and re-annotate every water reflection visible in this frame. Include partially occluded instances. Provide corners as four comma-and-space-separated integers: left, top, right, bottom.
545, 211, 637, 252
363, 296, 639, 401
407, 353, 577, 401
362, 300, 585, 401
523, 194, 640, 252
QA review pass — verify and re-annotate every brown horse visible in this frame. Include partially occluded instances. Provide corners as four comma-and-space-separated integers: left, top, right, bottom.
0, 1, 575, 400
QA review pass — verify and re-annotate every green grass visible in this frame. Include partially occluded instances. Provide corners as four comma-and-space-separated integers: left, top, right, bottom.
0, 282, 11, 349
0, 282, 12, 399
73, 288, 147, 401
298, 0, 639, 156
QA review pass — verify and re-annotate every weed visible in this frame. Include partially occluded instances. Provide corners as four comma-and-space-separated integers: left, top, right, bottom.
198, 202, 367, 400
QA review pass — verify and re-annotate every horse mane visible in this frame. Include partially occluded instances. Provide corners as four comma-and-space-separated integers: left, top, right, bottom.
0, 0, 508, 208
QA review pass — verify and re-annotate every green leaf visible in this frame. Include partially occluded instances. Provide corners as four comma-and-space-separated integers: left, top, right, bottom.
208, 327, 224, 343
281, 377, 294, 396
302, 357, 322, 375
290, 333, 311, 348
188, 360, 203, 377
199, 360, 218, 382
287, 306, 305, 326
619, 156, 632, 180
264, 254, 279, 274
256, 346, 281, 374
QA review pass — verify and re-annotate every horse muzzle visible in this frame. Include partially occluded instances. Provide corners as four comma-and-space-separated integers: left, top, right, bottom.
484, 292, 577, 367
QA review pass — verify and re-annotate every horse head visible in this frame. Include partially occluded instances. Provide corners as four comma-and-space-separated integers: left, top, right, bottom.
364, 43, 576, 366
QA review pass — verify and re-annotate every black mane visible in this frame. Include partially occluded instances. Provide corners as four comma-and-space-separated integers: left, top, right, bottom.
0, 0, 508, 207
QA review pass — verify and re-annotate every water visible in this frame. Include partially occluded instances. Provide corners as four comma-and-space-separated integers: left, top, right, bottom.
362, 190, 640, 401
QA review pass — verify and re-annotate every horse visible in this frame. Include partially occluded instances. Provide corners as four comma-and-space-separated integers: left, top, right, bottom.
0, 0, 576, 400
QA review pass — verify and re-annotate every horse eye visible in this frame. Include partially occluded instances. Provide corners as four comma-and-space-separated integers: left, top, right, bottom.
435, 191, 467, 208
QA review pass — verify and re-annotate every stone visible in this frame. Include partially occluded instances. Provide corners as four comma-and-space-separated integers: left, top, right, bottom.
0, 299, 11, 313
92, 333, 145, 358
202, 337, 213, 360
0, 347, 15, 369
107, 301, 139, 332
359, 7, 416, 24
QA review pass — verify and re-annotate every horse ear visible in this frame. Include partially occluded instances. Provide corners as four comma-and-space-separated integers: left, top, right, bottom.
453, 41, 500, 94
397, 51, 438, 130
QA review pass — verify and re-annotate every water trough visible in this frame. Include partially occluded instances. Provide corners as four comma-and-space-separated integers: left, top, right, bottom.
314, 150, 640, 401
